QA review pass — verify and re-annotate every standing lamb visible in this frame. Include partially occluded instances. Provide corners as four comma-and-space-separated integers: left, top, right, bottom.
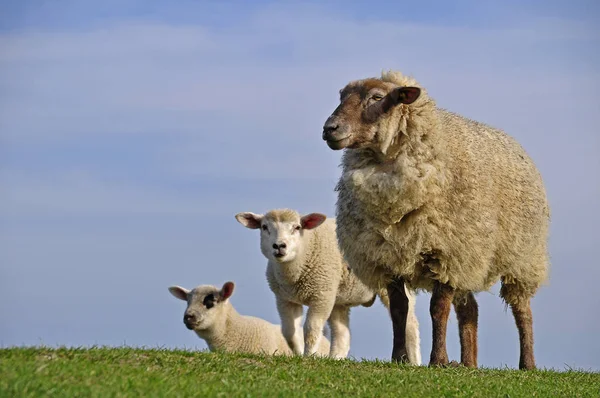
322, 70, 549, 370
168, 281, 330, 356
236, 209, 421, 363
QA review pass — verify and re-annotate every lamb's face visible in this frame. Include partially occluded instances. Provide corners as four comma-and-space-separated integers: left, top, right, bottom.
235, 210, 327, 264
322, 78, 421, 151
259, 217, 303, 263
168, 282, 235, 332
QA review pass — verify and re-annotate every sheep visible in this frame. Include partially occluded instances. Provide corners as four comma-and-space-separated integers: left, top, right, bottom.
168, 281, 331, 356
321, 70, 550, 370
235, 208, 422, 363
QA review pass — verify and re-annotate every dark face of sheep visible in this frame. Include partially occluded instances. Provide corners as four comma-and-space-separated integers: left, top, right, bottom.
322, 78, 421, 150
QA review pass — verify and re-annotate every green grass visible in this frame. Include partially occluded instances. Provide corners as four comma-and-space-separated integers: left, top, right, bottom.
1, 347, 598, 397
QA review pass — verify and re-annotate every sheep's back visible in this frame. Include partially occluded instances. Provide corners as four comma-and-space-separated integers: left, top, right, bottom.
334, 108, 549, 294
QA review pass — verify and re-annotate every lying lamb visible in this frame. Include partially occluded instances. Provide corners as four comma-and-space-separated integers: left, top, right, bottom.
168, 281, 330, 356
236, 208, 421, 363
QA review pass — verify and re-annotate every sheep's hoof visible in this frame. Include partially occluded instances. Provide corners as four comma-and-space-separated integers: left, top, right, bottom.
519, 361, 536, 371
391, 349, 408, 363
429, 360, 461, 368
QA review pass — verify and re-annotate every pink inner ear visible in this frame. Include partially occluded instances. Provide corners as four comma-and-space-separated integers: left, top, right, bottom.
240, 214, 261, 229
402, 87, 421, 104
301, 214, 326, 230
221, 283, 234, 299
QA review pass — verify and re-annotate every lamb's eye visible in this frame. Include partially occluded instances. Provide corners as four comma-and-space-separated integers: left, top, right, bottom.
294, 225, 301, 231
261, 224, 268, 231
203, 294, 216, 309
372, 94, 384, 101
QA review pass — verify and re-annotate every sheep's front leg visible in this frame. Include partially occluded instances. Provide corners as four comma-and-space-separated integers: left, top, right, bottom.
388, 277, 409, 362
328, 305, 351, 359
276, 298, 304, 355
304, 302, 334, 357
429, 281, 454, 366
454, 292, 478, 368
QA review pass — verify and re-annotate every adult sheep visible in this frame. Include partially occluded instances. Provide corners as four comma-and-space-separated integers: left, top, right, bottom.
321, 70, 549, 370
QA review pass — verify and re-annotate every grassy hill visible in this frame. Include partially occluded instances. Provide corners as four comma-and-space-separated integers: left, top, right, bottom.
1, 347, 598, 397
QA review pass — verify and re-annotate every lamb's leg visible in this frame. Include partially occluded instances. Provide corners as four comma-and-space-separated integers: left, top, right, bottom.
328, 305, 351, 359
453, 292, 478, 368
405, 288, 422, 365
276, 298, 304, 355
304, 302, 334, 357
429, 281, 454, 366
510, 299, 536, 370
387, 277, 409, 362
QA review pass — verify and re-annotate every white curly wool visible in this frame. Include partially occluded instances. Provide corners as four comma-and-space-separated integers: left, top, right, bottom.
324, 70, 549, 369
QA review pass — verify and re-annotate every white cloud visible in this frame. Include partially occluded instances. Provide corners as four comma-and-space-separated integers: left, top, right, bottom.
1, 6, 597, 143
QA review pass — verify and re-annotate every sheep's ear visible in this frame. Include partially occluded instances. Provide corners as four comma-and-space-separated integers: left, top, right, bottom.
300, 213, 327, 230
220, 282, 235, 300
235, 212, 263, 229
168, 286, 190, 301
389, 86, 421, 105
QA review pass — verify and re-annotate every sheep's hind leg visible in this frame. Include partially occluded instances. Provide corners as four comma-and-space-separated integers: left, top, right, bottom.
500, 281, 536, 370
429, 281, 454, 367
511, 300, 535, 370
454, 292, 478, 368
387, 277, 409, 363
328, 305, 351, 359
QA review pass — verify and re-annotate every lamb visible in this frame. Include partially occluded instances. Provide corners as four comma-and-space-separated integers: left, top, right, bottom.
322, 70, 549, 370
236, 208, 421, 363
168, 281, 330, 356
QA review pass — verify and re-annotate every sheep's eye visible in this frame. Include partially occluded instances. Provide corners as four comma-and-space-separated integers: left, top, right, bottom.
203, 294, 216, 309
261, 225, 268, 231
372, 94, 384, 101
294, 225, 301, 231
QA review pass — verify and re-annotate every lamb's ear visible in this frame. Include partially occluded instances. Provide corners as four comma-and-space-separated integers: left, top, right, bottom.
235, 212, 263, 229
300, 213, 327, 230
168, 286, 190, 301
220, 281, 235, 300
389, 86, 421, 105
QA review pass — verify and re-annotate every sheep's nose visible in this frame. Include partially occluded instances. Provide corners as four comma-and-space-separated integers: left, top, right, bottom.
322, 121, 339, 139
272, 243, 287, 250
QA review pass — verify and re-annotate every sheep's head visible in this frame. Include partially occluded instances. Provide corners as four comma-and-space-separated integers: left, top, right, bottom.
322, 78, 421, 151
235, 209, 326, 263
168, 282, 234, 331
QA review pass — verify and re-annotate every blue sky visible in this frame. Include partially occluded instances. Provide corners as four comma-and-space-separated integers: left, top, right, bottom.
1, 0, 599, 370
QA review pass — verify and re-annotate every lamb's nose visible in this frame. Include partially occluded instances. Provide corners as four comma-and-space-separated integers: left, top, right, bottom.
272, 243, 287, 250
184, 313, 195, 323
